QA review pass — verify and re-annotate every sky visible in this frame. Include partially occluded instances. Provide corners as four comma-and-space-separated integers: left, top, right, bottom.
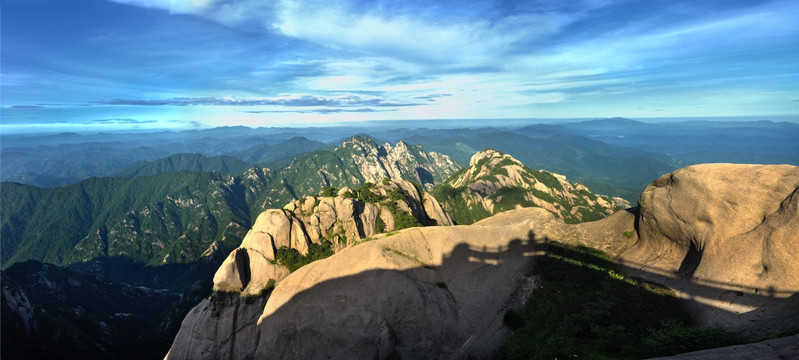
2, 0, 798, 133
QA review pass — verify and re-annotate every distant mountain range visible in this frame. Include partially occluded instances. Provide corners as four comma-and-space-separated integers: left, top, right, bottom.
111, 153, 251, 177
4, 119, 797, 200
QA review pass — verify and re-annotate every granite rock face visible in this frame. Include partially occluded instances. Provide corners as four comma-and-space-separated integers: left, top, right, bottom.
633, 164, 799, 292
211, 178, 452, 296
168, 209, 547, 360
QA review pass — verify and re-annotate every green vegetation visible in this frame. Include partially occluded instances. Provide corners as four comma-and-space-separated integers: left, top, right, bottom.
244, 279, 277, 303
387, 204, 421, 230
1, 136, 453, 276
355, 182, 383, 204
530, 169, 564, 191
112, 153, 250, 177
410, 180, 424, 200
502, 242, 737, 360
383, 247, 427, 267
623, 230, 635, 239
493, 187, 536, 212
320, 186, 338, 197
430, 149, 617, 225
388, 187, 407, 201
274, 242, 334, 272
1, 172, 251, 270
375, 215, 386, 233
429, 184, 491, 225
351, 181, 421, 230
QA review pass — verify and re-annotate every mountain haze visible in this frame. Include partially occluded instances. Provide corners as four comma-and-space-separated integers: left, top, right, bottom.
111, 153, 250, 177
232, 136, 327, 166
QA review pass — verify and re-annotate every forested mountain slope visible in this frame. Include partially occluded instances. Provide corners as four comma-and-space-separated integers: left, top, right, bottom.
431, 149, 629, 224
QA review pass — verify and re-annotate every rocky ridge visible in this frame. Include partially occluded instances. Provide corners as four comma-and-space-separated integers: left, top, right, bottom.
212, 178, 452, 296
166, 163, 799, 359
432, 149, 630, 224
334, 136, 460, 189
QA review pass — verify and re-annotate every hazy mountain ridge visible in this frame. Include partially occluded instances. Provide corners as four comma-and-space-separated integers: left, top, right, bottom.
3, 120, 796, 197
231, 136, 327, 166
0, 133, 327, 188
404, 129, 677, 201
111, 153, 251, 177
432, 149, 630, 224
545, 118, 799, 165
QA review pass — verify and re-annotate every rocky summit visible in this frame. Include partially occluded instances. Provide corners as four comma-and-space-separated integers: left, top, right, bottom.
212, 178, 452, 297
334, 136, 460, 189
432, 148, 630, 224
165, 163, 799, 359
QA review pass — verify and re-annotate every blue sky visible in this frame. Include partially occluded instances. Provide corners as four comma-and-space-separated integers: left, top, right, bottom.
2, 0, 798, 132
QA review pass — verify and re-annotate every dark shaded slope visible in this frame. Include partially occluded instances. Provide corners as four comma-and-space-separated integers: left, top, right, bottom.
1, 261, 180, 360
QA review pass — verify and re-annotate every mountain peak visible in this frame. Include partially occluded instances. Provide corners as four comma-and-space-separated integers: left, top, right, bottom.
332, 138, 460, 190
338, 135, 378, 150
468, 148, 512, 167
434, 149, 630, 224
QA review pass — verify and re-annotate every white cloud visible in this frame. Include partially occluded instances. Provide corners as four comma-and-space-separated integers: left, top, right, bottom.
272, 1, 583, 65
109, 0, 276, 27
109, 0, 216, 15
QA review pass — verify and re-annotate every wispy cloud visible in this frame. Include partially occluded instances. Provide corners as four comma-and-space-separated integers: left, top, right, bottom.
415, 94, 452, 102
3, 0, 796, 133
244, 108, 392, 114
95, 94, 419, 107
88, 118, 159, 124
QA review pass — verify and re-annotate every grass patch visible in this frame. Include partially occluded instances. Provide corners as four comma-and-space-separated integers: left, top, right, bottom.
383, 247, 427, 267
502, 242, 737, 360
275, 241, 334, 272
244, 279, 276, 303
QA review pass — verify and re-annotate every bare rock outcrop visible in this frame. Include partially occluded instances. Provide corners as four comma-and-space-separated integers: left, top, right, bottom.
169, 208, 547, 360
211, 178, 452, 296
619, 163, 799, 335
633, 164, 799, 292
336, 136, 460, 189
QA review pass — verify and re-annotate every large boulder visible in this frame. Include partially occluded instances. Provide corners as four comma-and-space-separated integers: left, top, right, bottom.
634, 164, 799, 290
212, 248, 290, 295
168, 208, 548, 359
622, 164, 799, 335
